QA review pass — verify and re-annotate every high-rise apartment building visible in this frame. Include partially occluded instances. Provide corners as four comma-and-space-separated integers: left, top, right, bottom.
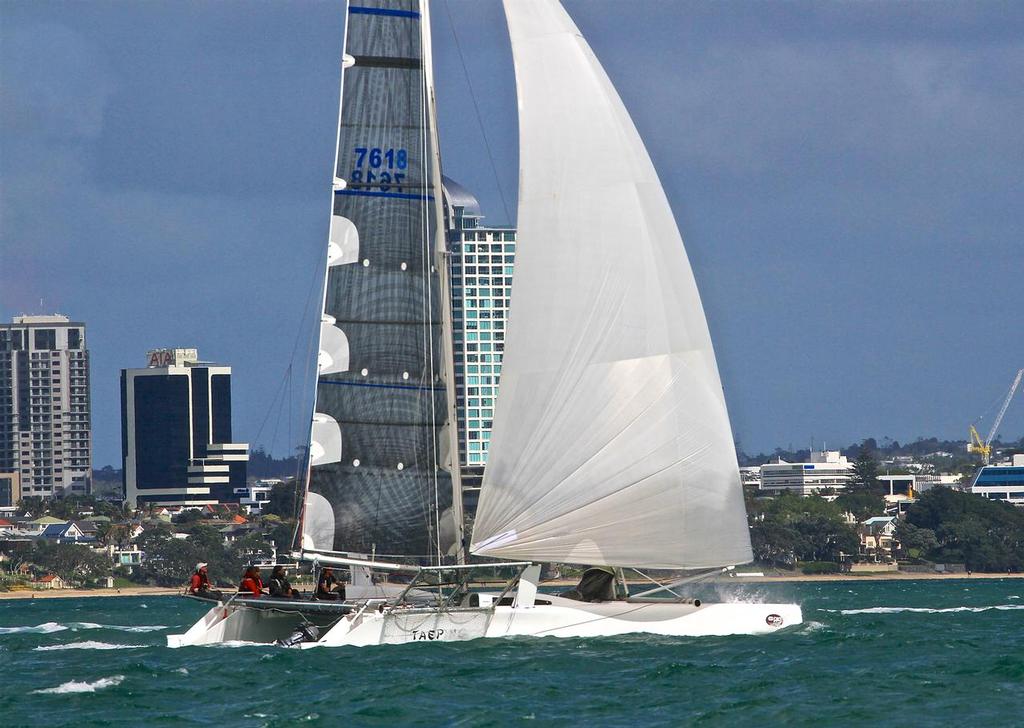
442, 178, 516, 513
0, 315, 92, 499
121, 348, 248, 507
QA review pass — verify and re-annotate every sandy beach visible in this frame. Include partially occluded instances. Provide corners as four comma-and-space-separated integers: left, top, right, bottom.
0, 586, 181, 600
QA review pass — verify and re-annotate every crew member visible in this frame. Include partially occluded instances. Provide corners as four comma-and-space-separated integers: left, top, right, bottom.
188, 563, 223, 600
239, 565, 265, 598
268, 565, 300, 599
315, 567, 346, 600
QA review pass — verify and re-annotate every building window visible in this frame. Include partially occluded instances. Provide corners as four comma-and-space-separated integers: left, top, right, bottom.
34, 329, 57, 350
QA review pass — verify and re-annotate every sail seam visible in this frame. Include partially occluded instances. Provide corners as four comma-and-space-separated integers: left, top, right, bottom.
348, 5, 419, 18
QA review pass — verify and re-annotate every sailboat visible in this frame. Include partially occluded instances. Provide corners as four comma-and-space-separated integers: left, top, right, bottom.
169, 0, 802, 649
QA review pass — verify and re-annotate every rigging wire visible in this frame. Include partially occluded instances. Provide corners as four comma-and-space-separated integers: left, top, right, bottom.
442, 0, 513, 225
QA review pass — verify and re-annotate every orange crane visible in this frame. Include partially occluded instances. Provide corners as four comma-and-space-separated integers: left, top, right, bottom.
968, 368, 1023, 464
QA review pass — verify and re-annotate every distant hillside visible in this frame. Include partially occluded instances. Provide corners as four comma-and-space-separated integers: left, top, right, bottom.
247, 448, 304, 479
737, 435, 1023, 468
92, 448, 304, 483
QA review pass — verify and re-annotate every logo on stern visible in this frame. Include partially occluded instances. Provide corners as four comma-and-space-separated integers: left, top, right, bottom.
765, 613, 784, 627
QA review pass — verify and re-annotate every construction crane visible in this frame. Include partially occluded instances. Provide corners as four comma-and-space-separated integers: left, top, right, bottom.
968, 368, 1024, 464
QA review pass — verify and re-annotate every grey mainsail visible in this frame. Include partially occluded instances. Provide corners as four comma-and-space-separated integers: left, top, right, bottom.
302, 0, 461, 563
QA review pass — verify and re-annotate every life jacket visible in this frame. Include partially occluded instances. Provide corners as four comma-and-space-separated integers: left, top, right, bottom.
240, 576, 263, 597
190, 572, 209, 593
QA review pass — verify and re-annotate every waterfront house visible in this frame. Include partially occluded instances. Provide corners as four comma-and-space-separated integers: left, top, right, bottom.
38, 522, 88, 544
860, 516, 898, 562
35, 574, 67, 590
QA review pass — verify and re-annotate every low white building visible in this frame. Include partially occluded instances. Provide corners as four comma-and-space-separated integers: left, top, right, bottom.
233, 483, 274, 514
760, 450, 853, 496
739, 466, 761, 488
971, 454, 1024, 506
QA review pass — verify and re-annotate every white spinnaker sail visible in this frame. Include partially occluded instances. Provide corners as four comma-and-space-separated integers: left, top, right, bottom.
470, 0, 752, 569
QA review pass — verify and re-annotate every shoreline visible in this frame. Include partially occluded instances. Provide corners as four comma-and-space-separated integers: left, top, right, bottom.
1, 571, 1022, 600
0, 586, 180, 600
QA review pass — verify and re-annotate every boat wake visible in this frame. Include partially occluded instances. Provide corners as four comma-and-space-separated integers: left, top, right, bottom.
34, 641, 145, 651
32, 675, 125, 694
825, 604, 1024, 615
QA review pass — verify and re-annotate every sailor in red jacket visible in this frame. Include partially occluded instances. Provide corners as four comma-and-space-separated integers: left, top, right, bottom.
188, 563, 223, 600
239, 566, 265, 598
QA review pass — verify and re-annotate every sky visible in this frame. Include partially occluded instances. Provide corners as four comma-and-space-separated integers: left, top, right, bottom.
1, 0, 1022, 468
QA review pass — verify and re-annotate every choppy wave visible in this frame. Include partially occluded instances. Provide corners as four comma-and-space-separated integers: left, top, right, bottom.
70, 622, 168, 633
0, 622, 68, 635
211, 640, 266, 648
826, 604, 1024, 615
34, 641, 144, 651
33, 675, 125, 694
1, 622, 167, 635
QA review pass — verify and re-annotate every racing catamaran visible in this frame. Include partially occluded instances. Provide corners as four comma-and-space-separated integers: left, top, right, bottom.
169, 0, 802, 649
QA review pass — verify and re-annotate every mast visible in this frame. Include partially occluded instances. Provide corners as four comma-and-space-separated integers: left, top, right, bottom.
419, 0, 466, 565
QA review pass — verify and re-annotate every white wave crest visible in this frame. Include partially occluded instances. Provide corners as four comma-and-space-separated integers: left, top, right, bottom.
210, 640, 265, 648
33, 675, 125, 694
34, 641, 144, 651
832, 604, 1024, 615
0, 622, 68, 635
69, 622, 167, 633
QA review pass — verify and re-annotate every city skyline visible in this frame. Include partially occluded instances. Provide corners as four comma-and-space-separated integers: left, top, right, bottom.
2, 0, 1023, 468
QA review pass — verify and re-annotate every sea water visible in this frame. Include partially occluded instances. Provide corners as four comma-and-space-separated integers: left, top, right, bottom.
0, 579, 1021, 726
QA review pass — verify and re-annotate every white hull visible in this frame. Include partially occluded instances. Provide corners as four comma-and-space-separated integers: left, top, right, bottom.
167, 594, 802, 648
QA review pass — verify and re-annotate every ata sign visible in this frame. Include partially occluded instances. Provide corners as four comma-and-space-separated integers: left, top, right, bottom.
146, 348, 198, 368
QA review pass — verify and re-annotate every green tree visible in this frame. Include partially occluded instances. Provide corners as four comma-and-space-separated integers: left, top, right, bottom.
747, 494, 860, 567
30, 542, 109, 586
265, 479, 301, 520
894, 521, 939, 557
137, 538, 203, 587
17, 496, 47, 518
834, 491, 886, 521
263, 515, 297, 550
848, 441, 882, 493
229, 533, 275, 567
749, 520, 799, 568
905, 487, 1024, 571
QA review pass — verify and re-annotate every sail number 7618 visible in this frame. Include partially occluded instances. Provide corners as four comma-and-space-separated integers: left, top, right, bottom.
350, 147, 408, 192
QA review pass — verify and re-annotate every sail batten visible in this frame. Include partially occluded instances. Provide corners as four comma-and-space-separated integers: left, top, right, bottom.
470, 0, 752, 569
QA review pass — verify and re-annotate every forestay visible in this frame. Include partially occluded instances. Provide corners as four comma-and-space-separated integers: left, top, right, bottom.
302, 0, 460, 562
470, 0, 753, 569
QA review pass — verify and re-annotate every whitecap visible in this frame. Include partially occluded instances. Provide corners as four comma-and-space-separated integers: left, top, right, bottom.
69, 622, 168, 633
0, 622, 68, 635
33, 675, 125, 694
837, 604, 1024, 615
174, 667, 189, 675
210, 640, 265, 648
34, 641, 144, 651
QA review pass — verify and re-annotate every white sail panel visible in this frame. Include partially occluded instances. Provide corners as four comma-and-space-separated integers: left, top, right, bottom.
470, 0, 752, 569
